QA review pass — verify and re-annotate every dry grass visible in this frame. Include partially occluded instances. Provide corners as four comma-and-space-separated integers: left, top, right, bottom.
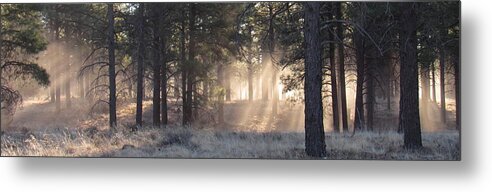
1, 126, 460, 160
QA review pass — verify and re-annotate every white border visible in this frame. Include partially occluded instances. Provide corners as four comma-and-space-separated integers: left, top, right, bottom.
2, 0, 492, 192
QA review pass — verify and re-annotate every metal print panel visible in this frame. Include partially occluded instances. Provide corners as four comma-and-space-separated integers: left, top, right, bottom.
0, 1, 460, 160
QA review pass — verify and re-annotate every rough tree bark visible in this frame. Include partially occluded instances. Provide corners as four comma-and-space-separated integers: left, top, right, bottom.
353, 4, 366, 131
303, 2, 327, 157
399, 3, 422, 149
159, 7, 168, 126
136, 3, 145, 127
353, 28, 365, 130
151, 6, 161, 127
107, 3, 117, 127
186, 3, 196, 124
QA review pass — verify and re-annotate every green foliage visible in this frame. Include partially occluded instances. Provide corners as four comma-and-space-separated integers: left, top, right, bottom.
12, 28, 47, 54
1, 4, 49, 114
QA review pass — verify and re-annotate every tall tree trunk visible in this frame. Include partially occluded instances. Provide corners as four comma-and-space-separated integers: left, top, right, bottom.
48, 20, 55, 103
399, 3, 422, 149
85, 72, 92, 102
186, 3, 196, 124
247, 26, 254, 102
431, 61, 437, 102
303, 2, 327, 157
272, 67, 278, 115
366, 58, 375, 131
439, 47, 446, 124
205, 80, 210, 101
135, 3, 145, 127
261, 50, 269, 101
54, 19, 61, 112
386, 53, 393, 111
454, 55, 460, 131
217, 58, 225, 124
65, 51, 71, 108
151, 6, 161, 127
64, 27, 73, 108
336, 2, 349, 133
420, 62, 431, 125
159, 5, 168, 126
79, 71, 85, 99
107, 3, 117, 127
353, 30, 365, 130
225, 64, 231, 101
180, 9, 188, 126
50, 70, 56, 103
327, 3, 339, 133
247, 67, 253, 102
174, 74, 180, 99
268, 5, 278, 115
387, 79, 392, 110
161, 58, 168, 126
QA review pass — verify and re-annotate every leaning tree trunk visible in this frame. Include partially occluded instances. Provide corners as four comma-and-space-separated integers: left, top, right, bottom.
399, 3, 422, 149
135, 3, 145, 127
303, 2, 327, 157
107, 3, 117, 127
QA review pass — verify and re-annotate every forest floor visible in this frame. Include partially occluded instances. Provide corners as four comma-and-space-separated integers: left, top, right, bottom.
0, 98, 460, 160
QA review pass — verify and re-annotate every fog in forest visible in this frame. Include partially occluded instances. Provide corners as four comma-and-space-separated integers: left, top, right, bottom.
1, 2, 460, 159
4, 41, 458, 133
